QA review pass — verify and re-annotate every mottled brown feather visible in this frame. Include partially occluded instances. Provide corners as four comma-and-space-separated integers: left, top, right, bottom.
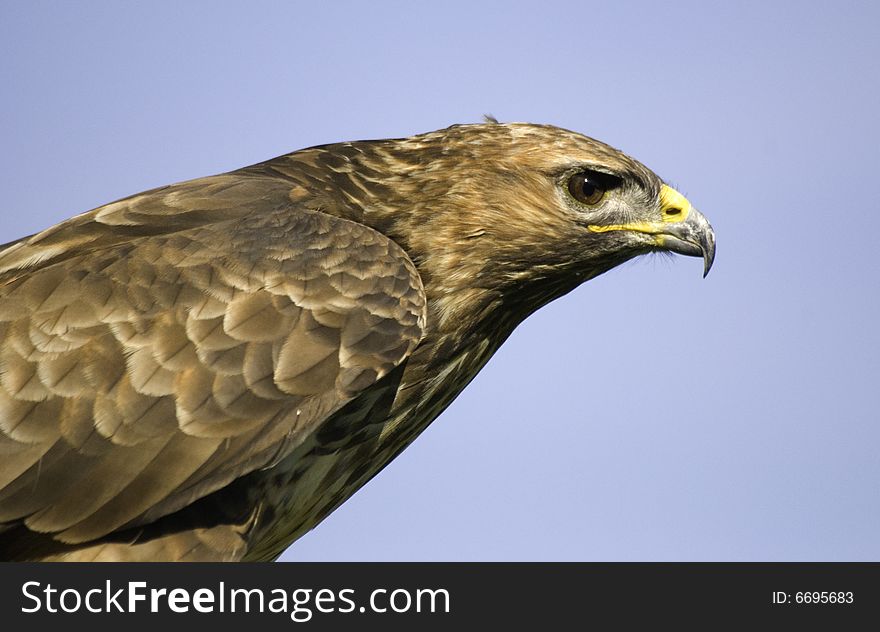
0, 181, 425, 550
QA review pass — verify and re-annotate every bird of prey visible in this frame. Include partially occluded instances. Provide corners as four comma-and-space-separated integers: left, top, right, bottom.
0, 122, 714, 561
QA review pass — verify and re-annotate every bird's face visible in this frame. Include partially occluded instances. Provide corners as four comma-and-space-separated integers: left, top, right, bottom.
555, 163, 716, 278
414, 123, 716, 288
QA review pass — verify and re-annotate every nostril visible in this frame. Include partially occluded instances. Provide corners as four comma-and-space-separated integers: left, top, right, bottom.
665, 207, 682, 216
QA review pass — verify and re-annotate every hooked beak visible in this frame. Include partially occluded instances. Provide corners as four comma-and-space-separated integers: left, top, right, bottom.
587, 184, 716, 277
657, 203, 716, 277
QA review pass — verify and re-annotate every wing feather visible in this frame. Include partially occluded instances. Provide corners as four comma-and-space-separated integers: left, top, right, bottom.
0, 174, 425, 547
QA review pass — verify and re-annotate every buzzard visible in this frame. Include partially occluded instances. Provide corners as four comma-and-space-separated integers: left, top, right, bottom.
0, 123, 714, 561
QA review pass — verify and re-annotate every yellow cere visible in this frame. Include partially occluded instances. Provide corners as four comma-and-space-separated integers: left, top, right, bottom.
658, 184, 692, 224
587, 184, 692, 235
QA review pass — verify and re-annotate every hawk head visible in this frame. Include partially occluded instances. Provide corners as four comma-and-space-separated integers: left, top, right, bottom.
312, 122, 716, 325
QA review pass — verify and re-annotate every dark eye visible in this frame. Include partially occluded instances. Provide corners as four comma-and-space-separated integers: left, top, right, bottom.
567, 172, 606, 206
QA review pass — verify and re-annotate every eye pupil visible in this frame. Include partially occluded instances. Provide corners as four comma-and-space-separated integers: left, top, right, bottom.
568, 172, 606, 205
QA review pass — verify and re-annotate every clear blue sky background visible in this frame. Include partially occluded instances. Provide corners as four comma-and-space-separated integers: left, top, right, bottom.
1, 1, 877, 561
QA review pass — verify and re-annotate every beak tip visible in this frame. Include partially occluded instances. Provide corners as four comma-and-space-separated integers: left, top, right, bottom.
703, 240, 716, 278
700, 223, 716, 279
702, 248, 715, 278
702, 254, 713, 278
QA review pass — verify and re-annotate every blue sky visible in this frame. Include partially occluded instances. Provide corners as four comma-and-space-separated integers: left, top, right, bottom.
1, 1, 878, 560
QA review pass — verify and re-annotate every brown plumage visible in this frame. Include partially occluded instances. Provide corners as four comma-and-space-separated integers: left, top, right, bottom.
0, 122, 714, 561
